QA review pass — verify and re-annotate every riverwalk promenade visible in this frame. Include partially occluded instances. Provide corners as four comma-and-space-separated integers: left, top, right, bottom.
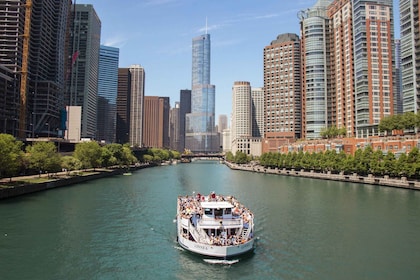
225, 161, 420, 191
0, 164, 151, 200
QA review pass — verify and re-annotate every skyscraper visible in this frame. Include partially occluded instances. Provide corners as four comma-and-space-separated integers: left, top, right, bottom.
143, 96, 170, 148
97, 45, 119, 143
185, 33, 218, 153
0, 0, 72, 137
352, 0, 395, 137
400, 0, 420, 113
128, 65, 145, 147
169, 102, 181, 151
231, 81, 263, 156
263, 33, 301, 152
67, 4, 101, 139
116, 68, 131, 144
299, 0, 333, 139
179, 89, 191, 152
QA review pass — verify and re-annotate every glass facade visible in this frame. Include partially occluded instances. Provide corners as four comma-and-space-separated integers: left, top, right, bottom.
186, 34, 218, 153
97, 45, 119, 143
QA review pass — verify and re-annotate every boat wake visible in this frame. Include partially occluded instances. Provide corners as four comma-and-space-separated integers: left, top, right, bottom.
203, 259, 239, 265
173, 245, 185, 251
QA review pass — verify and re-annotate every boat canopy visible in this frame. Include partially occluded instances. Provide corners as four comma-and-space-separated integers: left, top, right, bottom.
201, 201, 233, 209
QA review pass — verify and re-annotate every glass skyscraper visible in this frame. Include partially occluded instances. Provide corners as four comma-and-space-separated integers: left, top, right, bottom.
97, 45, 119, 143
185, 34, 219, 153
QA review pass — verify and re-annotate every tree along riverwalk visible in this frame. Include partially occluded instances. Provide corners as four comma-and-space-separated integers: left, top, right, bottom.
225, 162, 420, 191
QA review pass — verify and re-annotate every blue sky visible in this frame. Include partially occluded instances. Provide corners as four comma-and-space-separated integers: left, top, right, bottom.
77, 0, 399, 121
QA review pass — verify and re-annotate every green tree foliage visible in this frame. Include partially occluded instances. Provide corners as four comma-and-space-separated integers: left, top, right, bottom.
73, 141, 102, 170
225, 151, 234, 162
258, 146, 420, 179
26, 141, 61, 176
61, 156, 82, 175
379, 112, 420, 134
0, 134, 23, 179
320, 126, 347, 139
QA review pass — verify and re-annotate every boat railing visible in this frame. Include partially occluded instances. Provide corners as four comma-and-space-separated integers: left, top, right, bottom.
198, 218, 242, 228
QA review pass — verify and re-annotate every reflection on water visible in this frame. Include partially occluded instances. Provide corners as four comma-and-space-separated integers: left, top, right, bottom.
1, 161, 420, 279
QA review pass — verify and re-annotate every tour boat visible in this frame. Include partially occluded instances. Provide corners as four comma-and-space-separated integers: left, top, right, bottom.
176, 192, 255, 258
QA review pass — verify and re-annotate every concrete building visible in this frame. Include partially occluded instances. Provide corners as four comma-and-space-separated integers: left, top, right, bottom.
400, 0, 420, 113
143, 96, 170, 148
97, 45, 119, 143
231, 81, 262, 157
128, 65, 145, 147
169, 102, 180, 151
64, 106, 81, 142
67, 4, 101, 139
263, 33, 302, 152
0, 0, 72, 138
116, 68, 131, 144
185, 33, 218, 153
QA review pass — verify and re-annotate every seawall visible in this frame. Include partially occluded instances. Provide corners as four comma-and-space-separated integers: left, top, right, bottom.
0, 165, 152, 200
225, 162, 420, 191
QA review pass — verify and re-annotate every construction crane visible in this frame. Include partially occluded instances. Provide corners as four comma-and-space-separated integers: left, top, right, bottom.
18, 0, 32, 138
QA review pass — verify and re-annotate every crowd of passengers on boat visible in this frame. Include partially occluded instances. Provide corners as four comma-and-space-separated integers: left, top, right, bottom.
178, 193, 253, 246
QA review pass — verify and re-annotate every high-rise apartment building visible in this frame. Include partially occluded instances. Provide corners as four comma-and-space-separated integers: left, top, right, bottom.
395, 39, 403, 114
116, 68, 131, 144
231, 81, 263, 156
67, 4, 101, 139
263, 33, 301, 152
185, 34, 219, 153
252, 87, 264, 138
97, 45, 119, 143
400, 0, 420, 113
143, 96, 170, 148
128, 65, 145, 147
0, 0, 72, 137
179, 89, 191, 152
299, 1, 333, 140
352, 0, 395, 137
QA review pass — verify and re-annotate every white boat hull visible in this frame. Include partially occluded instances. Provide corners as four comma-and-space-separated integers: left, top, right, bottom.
177, 234, 254, 258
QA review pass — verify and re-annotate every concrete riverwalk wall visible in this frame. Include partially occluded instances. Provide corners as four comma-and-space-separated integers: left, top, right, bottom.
0, 164, 152, 200
225, 162, 420, 191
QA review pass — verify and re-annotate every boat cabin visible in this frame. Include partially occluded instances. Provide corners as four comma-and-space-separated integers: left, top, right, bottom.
200, 201, 233, 219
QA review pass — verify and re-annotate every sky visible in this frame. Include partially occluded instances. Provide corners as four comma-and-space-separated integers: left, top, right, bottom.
77, 0, 400, 121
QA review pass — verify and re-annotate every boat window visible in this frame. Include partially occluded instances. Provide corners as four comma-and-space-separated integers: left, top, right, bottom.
215, 208, 223, 218
225, 208, 232, 215
204, 208, 212, 215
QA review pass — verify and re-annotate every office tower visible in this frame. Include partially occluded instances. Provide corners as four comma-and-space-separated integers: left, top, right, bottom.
218, 115, 228, 133
143, 96, 170, 148
352, 0, 395, 137
231, 81, 262, 156
217, 114, 228, 150
400, 0, 420, 113
67, 4, 101, 139
185, 33, 218, 153
263, 33, 301, 152
299, 1, 333, 140
97, 45, 119, 143
169, 102, 180, 151
116, 68, 131, 144
0, 0, 72, 137
179, 89, 191, 152
395, 39, 403, 114
128, 65, 145, 147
